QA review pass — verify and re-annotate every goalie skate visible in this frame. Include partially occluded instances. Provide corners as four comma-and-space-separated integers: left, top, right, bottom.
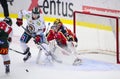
73, 58, 82, 66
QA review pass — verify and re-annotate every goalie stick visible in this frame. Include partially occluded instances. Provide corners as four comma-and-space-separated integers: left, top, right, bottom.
39, 43, 62, 63
21, 26, 62, 63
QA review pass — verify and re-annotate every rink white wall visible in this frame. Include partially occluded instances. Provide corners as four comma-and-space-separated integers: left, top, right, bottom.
0, 0, 120, 20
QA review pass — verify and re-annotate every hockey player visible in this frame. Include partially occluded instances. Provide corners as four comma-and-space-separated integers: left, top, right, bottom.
46, 19, 81, 65
0, 17, 13, 74
16, 6, 46, 62
0, 0, 14, 18
0, 0, 9, 18
47, 18, 78, 47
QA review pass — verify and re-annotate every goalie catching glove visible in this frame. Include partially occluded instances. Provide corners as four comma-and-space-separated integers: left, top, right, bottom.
16, 18, 23, 26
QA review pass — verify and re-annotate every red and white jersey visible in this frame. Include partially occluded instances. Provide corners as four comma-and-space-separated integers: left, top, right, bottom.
47, 29, 67, 45
18, 10, 46, 35
0, 21, 13, 38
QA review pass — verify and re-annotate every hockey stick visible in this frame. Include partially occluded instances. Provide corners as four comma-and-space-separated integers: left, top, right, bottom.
21, 26, 62, 63
9, 48, 25, 55
45, 22, 51, 35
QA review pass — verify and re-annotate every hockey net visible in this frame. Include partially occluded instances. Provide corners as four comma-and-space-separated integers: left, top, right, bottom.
73, 11, 120, 63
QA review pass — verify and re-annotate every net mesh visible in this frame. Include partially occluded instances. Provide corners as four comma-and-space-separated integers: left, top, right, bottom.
73, 11, 120, 63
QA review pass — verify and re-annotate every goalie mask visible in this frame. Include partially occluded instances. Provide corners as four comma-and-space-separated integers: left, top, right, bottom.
3, 17, 12, 26
32, 7, 40, 19
53, 18, 63, 31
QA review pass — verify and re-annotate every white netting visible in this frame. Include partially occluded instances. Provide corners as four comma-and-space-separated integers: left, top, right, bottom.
73, 11, 120, 63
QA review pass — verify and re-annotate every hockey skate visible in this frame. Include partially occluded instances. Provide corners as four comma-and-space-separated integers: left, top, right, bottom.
23, 47, 31, 62
5, 65, 10, 74
23, 52, 31, 62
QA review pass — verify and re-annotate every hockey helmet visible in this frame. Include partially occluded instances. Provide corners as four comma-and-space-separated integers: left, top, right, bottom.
3, 17, 12, 26
32, 7, 40, 19
32, 7, 40, 14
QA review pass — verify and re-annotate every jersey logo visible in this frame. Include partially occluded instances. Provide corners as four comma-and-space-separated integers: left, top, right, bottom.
0, 48, 8, 55
27, 24, 35, 33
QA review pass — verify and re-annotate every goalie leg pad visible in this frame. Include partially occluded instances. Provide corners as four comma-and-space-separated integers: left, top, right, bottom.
38, 51, 53, 65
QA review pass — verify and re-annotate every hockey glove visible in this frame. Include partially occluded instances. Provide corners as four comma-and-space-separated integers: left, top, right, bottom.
34, 35, 41, 44
7, 37, 12, 43
74, 36, 78, 42
16, 18, 23, 26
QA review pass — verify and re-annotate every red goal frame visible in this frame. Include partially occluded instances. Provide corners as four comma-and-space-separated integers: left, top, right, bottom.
73, 11, 120, 63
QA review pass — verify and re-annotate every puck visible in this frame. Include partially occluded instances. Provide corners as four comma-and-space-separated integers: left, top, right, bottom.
26, 69, 29, 72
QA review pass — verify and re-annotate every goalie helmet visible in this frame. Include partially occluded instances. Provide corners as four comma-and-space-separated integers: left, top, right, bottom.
53, 18, 63, 29
3, 17, 12, 26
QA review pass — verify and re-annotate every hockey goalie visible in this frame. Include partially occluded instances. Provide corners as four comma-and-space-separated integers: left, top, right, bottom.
46, 19, 81, 65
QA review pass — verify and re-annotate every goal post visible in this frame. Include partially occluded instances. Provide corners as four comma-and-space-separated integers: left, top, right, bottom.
73, 11, 120, 63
